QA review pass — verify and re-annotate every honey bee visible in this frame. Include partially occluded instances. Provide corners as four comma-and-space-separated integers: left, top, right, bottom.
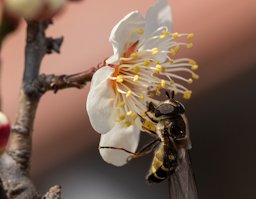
100, 91, 198, 199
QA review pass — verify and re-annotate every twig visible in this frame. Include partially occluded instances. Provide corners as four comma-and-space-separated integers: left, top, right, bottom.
0, 20, 63, 199
34, 66, 97, 94
0, 17, 97, 198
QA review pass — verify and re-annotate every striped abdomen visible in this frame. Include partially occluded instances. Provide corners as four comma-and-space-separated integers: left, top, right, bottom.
146, 143, 177, 183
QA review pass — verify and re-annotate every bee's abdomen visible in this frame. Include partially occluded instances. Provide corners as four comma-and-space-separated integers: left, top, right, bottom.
146, 144, 176, 183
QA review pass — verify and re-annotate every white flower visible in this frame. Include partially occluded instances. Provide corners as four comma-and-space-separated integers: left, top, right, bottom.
86, 0, 199, 166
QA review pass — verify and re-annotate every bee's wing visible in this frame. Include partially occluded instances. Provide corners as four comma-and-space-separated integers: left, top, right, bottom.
169, 148, 198, 199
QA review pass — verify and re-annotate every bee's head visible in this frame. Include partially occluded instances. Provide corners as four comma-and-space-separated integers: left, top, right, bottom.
148, 91, 185, 118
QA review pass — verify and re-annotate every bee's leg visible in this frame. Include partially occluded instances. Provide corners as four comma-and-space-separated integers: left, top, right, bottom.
128, 138, 160, 159
99, 146, 136, 155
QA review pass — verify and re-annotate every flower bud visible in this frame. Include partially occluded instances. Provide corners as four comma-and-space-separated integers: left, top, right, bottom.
4, 0, 68, 21
4, 0, 43, 20
0, 112, 11, 154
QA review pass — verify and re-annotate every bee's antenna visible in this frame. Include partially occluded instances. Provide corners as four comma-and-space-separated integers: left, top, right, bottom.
171, 90, 175, 99
165, 90, 175, 99
166, 91, 170, 99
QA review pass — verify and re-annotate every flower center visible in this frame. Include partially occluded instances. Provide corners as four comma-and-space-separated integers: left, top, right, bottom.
109, 26, 199, 127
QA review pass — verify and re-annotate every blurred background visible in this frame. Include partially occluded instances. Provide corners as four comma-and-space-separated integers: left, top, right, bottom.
1, 0, 256, 198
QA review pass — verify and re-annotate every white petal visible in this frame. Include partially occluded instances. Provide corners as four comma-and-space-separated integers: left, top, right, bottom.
144, 0, 172, 36
99, 123, 140, 166
106, 11, 145, 65
86, 66, 116, 134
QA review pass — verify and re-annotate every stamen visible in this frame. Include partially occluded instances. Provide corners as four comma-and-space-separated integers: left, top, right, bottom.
136, 28, 144, 35
160, 79, 166, 88
126, 111, 133, 116
191, 64, 199, 70
131, 52, 139, 58
119, 114, 125, 120
151, 48, 159, 55
192, 73, 199, 79
188, 78, 193, 84
133, 75, 139, 82
119, 101, 125, 107
186, 43, 193, 48
155, 64, 163, 73
144, 59, 150, 67
124, 120, 131, 127
116, 75, 124, 83
183, 90, 192, 99
172, 32, 180, 38
186, 33, 194, 39
134, 65, 140, 73
126, 90, 132, 98
159, 31, 170, 39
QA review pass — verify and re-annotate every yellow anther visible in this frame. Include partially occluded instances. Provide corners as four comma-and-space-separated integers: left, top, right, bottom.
134, 65, 140, 73
133, 75, 139, 82
118, 101, 125, 107
139, 94, 144, 100
186, 43, 193, 48
142, 120, 156, 132
189, 59, 197, 65
170, 45, 180, 56
136, 28, 144, 35
159, 31, 170, 39
126, 111, 133, 116
170, 48, 176, 56
141, 112, 147, 117
126, 90, 132, 98
116, 75, 124, 83
119, 114, 125, 120
131, 52, 139, 58
170, 79, 175, 85
155, 89, 161, 96
152, 48, 159, 55
149, 92, 155, 98
131, 113, 138, 120
169, 59, 175, 63
191, 65, 199, 70
154, 60, 160, 64
186, 33, 194, 40
192, 73, 199, 79
172, 32, 180, 38
160, 79, 166, 88
155, 64, 162, 73
124, 120, 132, 127
183, 90, 192, 99
144, 59, 150, 67
188, 78, 193, 84
174, 45, 180, 52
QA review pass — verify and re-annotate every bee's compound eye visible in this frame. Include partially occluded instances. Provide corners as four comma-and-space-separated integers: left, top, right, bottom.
155, 104, 175, 117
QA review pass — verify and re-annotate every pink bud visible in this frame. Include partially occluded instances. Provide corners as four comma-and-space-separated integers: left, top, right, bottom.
0, 112, 11, 154
4, 0, 68, 21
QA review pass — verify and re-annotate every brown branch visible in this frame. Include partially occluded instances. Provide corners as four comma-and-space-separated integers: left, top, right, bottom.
33, 66, 97, 94
0, 16, 98, 198
0, 20, 63, 199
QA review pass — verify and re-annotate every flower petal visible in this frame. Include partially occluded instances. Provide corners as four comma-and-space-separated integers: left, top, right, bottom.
99, 123, 140, 166
86, 66, 116, 134
106, 11, 145, 65
144, 0, 172, 36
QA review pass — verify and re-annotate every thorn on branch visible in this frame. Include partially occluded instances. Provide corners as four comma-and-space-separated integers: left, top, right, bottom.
46, 37, 64, 54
